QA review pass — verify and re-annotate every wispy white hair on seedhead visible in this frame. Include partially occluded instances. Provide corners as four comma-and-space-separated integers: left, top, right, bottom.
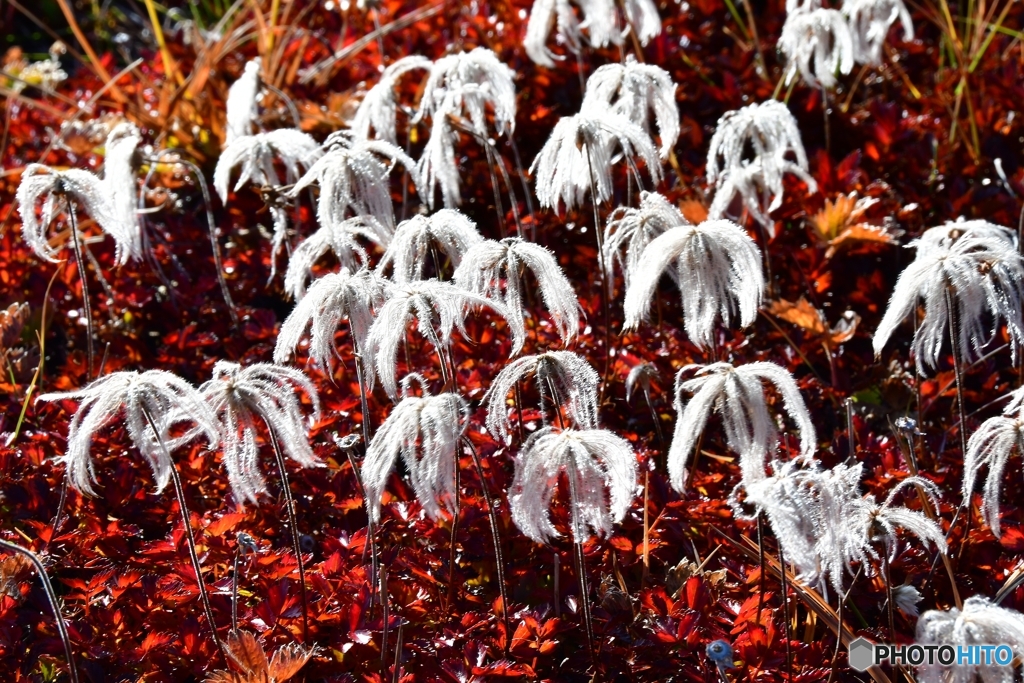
668, 361, 815, 489
225, 57, 261, 146
454, 237, 581, 352
963, 386, 1024, 538
779, 8, 854, 89
415, 48, 516, 138
378, 209, 482, 284
284, 217, 376, 300
842, 0, 913, 66
707, 156, 817, 235
873, 219, 1024, 375
37, 370, 218, 497
363, 279, 508, 400
917, 596, 1024, 683
623, 218, 763, 348
198, 361, 321, 505
362, 374, 469, 524
524, 0, 662, 67
16, 164, 136, 266
524, 0, 583, 67
582, 56, 678, 159
510, 426, 637, 544
531, 110, 662, 213
291, 130, 418, 240
604, 191, 688, 291
351, 55, 432, 144
483, 351, 599, 443
416, 95, 465, 209
622, 0, 663, 45
275, 267, 390, 373
103, 122, 143, 263
706, 100, 810, 195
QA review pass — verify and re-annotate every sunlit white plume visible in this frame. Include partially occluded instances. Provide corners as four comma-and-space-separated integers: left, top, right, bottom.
362, 374, 470, 523
668, 361, 815, 489
351, 55, 433, 144
964, 386, 1024, 537
623, 218, 763, 348
582, 56, 679, 159
483, 351, 599, 443
454, 237, 581, 352
283, 216, 376, 300
225, 57, 261, 146
524, 0, 661, 67
102, 122, 143, 263
779, 7, 855, 88
873, 219, 1024, 374
363, 279, 508, 400
842, 0, 913, 66
275, 267, 391, 372
509, 426, 637, 544
917, 596, 1024, 683
291, 130, 418, 239
707, 156, 818, 234
37, 370, 218, 496
377, 209, 482, 284
604, 191, 687, 290
198, 361, 321, 505
532, 110, 662, 213
414, 48, 516, 138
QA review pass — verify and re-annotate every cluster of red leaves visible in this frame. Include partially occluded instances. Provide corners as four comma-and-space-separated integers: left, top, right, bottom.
2, 0, 1024, 681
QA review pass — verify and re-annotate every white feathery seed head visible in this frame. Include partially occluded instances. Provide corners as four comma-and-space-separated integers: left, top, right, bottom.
917, 596, 1024, 683
873, 219, 1024, 375
214, 129, 323, 203
707, 156, 818, 235
102, 122, 144, 264
37, 370, 218, 497
668, 361, 816, 489
706, 100, 810, 192
604, 191, 689, 290
225, 57, 262, 146
842, 0, 913, 66
198, 361, 321, 505
453, 237, 581, 352
623, 218, 764, 348
582, 55, 679, 159
351, 55, 433, 144
414, 48, 517, 138
362, 374, 470, 524
509, 426, 637, 544
779, 7, 855, 89
483, 351, 600, 443
283, 216, 376, 300
416, 97, 465, 209
963, 386, 1024, 538
531, 110, 662, 213
377, 209, 483, 283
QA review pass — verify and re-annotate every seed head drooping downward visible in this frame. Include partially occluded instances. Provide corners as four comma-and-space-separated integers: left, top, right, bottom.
963, 386, 1024, 538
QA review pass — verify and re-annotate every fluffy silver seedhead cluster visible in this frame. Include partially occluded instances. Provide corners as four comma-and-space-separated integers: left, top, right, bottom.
917, 596, 1024, 683
103, 122, 143, 263
509, 426, 637, 544
779, 7, 854, 88
706, 100, 815, 230
225, 57, 262, 146
351, 56, 433, 144
364, 279, 508, 400
604, 191, 688, 290
378, 209, 483, 283
532, 111, 662, 213
524, 0, 661, 67
668, 361, 815, 489
275, 267, 391, 371
415, 48, 517, 139
623, 218, 764, 349
198, 361, 321, 505
362, 375, 470, 523
873, 219, 1024, 375
284, 216, 377, 300
484, 351, 599, 443
37, 370, 218, 497
582, 56, 679, 159
842, 0, 913, 66
291, 130, 418, 239
454, 237, 581, 352
963, 386, 1024, 538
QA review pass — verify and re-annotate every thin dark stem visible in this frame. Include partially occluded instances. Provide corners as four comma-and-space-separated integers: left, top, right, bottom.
464, 437, 511, 648
352, 335, 373, 455
66, 204, 94, 379
845, 398, 856, 463
139, 406, 226, 666
882, 548, 896, 642
514, 381, 526, 445
778, 541, 793, 682
391, 619, 404, 683
0, 538, 79, 683
756, 513, 766, 624
266, 428, 310, 644
48, 474, 70, 546
584, 145, 612, 405
565, 468, 596, 661
446, 460, 461, 609
482, 139, 507, 239
945, 288, 970, 468
508, 137, 536, 241
380, 564, 390, 674
553, 551, 561, 618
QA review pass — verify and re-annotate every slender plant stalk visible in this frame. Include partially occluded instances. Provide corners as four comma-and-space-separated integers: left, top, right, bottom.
380, 564, 390, 674
756, 513, 766, 624
231, 546, 243, 632
553, 551, 561, 618
778, 540, 794, 683
66, 205, 94, 380
881, 548, 896, 642
845, 398, 856, 462
0, 538, 79, 683
584, 146, 612, 405
139, 406, 226, 665
446, 461, 461, 609
566, 467, 596, 660
944, 288, 970, 470
266, 428, 310, 644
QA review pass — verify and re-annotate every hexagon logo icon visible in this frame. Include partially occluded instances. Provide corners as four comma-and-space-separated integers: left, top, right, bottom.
848, 637, 875, 672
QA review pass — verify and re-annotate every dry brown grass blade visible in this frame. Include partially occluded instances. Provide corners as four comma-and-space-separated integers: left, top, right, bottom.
711, 525, 894, 683
53, 0, 127, 103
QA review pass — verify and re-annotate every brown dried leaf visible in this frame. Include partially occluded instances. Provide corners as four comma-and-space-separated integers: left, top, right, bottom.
825, 224, 899, 259
679, 199, 709, 225
0, 302, 29, 350
223, 630, 270, 678
768, 297, 826, 336
267, 642, 315, 681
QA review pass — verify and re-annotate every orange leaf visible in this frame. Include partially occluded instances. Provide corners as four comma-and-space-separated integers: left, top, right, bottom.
268, 642, 315, 682
767, 297, 826, 336
223, 630, 270, 678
